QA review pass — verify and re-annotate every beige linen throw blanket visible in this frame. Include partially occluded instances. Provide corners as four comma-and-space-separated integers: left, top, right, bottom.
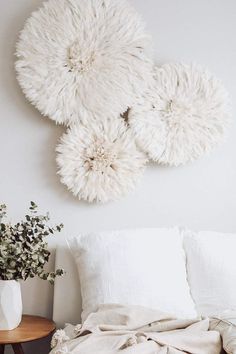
50, 304, 236, 354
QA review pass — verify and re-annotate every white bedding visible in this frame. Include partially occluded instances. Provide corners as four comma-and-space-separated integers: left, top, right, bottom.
50, 304, 236, 354
68, 228, 197, 322
184, 230, 236, 316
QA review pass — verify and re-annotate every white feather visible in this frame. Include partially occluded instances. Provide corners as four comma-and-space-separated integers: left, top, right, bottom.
129, 63, 231, 166
56, 117, 147, 203
15, 0, 153, 125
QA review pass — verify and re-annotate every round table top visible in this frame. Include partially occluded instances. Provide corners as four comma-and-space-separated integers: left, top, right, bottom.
0, 315, 56, 344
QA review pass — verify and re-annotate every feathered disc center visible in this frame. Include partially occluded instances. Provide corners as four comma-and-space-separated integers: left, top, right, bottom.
84, 140, 118, 173
67, 40, 96, 73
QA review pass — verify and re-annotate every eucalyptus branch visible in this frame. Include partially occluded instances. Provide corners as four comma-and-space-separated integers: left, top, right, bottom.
0, 202, 64, 283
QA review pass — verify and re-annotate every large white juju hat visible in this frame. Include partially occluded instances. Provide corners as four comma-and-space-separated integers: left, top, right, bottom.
129, 63, 231, 166
56, 117, 147, 203
15, 0, 153, 125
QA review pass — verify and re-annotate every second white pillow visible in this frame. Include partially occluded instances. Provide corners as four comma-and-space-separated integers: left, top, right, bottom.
184, 230, 236, 316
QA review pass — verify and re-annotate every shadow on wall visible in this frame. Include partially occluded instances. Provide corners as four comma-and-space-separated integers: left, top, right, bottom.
23, 336, 51, 354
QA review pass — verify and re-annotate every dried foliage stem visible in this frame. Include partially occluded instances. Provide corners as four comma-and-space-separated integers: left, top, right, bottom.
0, 202, 64, 283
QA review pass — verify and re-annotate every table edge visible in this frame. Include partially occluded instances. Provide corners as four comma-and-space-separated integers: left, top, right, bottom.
0, 315, 56, 345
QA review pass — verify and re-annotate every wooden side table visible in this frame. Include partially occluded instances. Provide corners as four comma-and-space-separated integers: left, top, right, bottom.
0, 315, 55, 354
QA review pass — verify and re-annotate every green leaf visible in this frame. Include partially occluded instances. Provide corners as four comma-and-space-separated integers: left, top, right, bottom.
0, 201, 64, 282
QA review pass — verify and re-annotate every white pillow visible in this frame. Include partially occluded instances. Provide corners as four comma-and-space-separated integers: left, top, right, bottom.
184, 230, 236, 317
68, 228, 197, 322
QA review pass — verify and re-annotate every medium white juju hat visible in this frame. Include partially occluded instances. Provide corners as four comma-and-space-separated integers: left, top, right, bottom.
15, 0, 153, 125
56, 117, 147, 203
129, 63, 231, 166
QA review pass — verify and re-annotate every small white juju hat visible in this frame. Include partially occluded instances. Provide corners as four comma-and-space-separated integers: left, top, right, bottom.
15, 0, 153, 125
56, 117, 147, 203
129, 63, 230, 166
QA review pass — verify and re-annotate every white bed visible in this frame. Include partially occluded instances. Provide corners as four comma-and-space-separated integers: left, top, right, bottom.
53, 241, 82, 328
51, 236, 236, 354
52, 229, 236, 329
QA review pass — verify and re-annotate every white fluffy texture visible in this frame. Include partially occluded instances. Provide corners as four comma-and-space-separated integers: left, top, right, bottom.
128, 77, 167, 161
15, 0, 153, 125
184, 230, 236, 317
51, 330, 69, 349
68, 228, 197, 322
129, 63, 230, 166
56, 117, 147, 203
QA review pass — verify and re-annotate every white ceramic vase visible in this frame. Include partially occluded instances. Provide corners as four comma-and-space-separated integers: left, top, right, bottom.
0, 280, 22, 330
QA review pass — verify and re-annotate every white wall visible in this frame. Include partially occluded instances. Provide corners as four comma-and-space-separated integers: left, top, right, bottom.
0, 0, 235, 352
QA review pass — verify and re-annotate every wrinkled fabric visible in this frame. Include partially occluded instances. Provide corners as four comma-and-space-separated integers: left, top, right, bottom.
210, 310, 236, 354
50, 304, 233, 354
